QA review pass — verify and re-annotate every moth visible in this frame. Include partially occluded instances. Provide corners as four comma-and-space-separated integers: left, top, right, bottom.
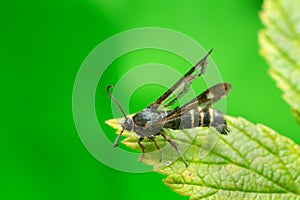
107, 49, 231, 166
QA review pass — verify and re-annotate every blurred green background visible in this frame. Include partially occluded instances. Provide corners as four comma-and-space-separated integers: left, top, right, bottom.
2, 0, 299, 199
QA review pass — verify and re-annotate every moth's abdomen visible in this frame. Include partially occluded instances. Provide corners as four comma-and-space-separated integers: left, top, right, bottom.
204, 108, 229, 134
163, 107, 228, 134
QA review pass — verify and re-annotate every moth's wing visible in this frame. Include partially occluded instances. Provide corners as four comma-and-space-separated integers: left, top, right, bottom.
162, 83, 231, 122
147, 49, 213, 110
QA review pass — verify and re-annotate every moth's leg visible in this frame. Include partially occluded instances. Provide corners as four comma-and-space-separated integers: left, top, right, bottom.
148, 136, 163, 162
160, 131, 188, 167
113, 129, 125, 147
137, 137, 146, 161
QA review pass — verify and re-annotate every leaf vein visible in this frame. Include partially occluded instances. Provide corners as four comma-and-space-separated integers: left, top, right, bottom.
228, 120, 298, 193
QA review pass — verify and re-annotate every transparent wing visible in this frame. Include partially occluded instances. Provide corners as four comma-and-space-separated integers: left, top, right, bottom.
148, 49, 213, 110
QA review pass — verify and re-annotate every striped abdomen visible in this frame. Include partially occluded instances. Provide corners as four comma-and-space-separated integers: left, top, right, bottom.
163, 107, 229, 134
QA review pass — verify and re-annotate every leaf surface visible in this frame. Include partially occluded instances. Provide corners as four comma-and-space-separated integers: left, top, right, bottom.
259, 0, 300, 124
106, 116, 300, 199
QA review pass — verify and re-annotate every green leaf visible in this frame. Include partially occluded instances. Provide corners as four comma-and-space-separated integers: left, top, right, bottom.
106, 116, 300, 199
292, 109, 300, 126
259, 0, 300, 124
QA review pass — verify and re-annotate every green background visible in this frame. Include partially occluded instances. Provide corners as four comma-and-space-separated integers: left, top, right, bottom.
2, 0, 299, 199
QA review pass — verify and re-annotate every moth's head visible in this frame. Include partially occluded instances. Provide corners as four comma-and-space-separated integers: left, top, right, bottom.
122, 117, 133, 131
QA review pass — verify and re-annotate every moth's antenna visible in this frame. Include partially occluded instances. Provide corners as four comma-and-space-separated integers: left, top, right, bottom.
106, 85, 128, 119
113, 129, 124, 147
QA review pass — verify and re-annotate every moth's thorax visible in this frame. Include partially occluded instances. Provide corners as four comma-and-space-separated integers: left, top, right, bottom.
133, 108, 167, 126
131, 108, 168, 137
